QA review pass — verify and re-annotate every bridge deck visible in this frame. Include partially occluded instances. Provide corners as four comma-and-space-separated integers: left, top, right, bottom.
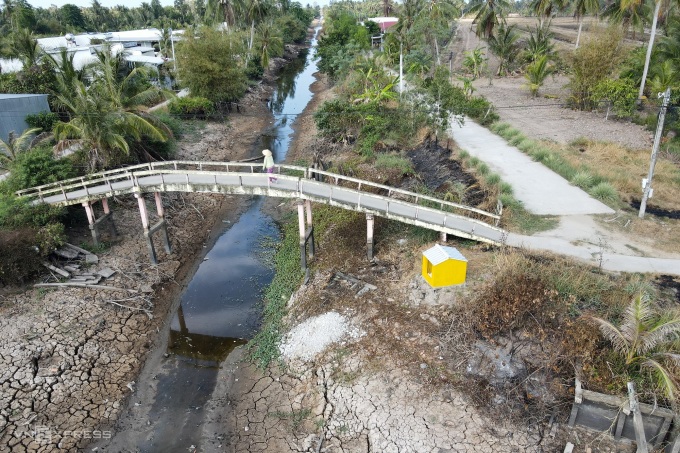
16, 161, 506, 246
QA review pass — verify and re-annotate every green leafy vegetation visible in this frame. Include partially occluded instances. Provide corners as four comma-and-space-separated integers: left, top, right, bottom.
248, 214, 304, 369
589, 294, 680, 402
168, 96, 216, 119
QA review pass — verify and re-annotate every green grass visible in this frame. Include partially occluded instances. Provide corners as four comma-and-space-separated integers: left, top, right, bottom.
571, 171, 594, 189
485, 173, 501, 185
374, 153, 413, 174
490, 122, 620, 209
247, 213, 305, 369
589, 182, 620, 204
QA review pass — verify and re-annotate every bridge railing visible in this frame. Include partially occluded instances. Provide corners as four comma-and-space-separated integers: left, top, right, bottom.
16, 160, 501, 225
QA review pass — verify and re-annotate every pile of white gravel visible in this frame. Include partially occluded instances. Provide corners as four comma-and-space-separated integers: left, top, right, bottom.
279, 311, 364, 362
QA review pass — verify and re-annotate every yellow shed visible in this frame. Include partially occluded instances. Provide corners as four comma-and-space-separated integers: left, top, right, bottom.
422, 244, 467, 288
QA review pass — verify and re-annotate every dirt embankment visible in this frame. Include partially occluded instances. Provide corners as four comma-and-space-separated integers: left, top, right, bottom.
224, 34, 636, 453
0, 59, 288, 451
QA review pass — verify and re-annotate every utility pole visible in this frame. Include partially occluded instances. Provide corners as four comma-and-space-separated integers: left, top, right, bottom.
399, 42, 403, 101
169, 28, 177, 72
639, 87, 671, 218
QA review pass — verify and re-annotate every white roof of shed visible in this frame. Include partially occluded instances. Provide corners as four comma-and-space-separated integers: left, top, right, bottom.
125, 55, 164, 65
422, 244, 467, 265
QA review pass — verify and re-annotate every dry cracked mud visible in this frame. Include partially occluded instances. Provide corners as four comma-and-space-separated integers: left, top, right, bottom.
0, 74, 278, 451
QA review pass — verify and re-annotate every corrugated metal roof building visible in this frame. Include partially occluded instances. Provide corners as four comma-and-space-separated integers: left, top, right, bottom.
0, 94, 50, 143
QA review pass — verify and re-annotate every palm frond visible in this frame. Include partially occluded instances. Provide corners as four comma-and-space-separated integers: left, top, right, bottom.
641, 357, 679, 401
589, 315, 630, 356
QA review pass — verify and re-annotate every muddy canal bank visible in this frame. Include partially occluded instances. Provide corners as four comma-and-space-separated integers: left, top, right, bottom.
0, 32, 316, 450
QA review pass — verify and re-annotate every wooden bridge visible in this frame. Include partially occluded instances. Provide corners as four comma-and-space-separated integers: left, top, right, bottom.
16, 161, 506, 266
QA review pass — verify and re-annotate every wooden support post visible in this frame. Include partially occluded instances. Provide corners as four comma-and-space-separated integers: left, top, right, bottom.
628, 382, 648, 453
568, 379, 582, 428
136, 193, 157, 264
82, 201, 99, 246
440, 231, 447, 243
366, 213, 374, 260
101, 198, 118, 238
154, 192, 171, 254
297, 200, 306, 270
305, 200, 314, 258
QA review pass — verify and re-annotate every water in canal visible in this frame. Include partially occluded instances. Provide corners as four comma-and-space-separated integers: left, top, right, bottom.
96, 26, 321, 452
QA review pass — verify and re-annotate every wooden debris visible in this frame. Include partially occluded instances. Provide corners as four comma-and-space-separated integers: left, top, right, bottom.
64, 243, 95, 256
42, 262, 70, 278
54, 247, 79, 260
97, 267, 116, 279
34, 283, 138, 293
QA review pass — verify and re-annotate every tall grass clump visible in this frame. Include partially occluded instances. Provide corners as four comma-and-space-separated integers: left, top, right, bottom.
248, 215, 305, 369
375, 153, 413, 174
590, 182, 619, 205
485, 173, 501, 185
571, 171, 594, 189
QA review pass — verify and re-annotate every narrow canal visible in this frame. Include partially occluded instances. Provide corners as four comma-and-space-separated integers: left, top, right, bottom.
94, 26, 321, 452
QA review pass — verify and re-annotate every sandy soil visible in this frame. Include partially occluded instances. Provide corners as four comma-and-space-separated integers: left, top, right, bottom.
452, 19, 652, 150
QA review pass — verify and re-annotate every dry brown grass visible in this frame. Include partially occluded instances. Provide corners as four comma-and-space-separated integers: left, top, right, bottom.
558, 140, 680, 209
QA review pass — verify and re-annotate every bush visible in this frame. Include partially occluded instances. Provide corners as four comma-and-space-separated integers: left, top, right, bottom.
168, 96, 215, 119
275, 14, 308, 44
0, 194, 65, 228
3, 146, 77, 194
374, 153, 413, 175
589, 182, 619, 204
568, 27, 626, 110
25, 111, 59, 132
0, 223, 64, 286
592, 78, 638, 118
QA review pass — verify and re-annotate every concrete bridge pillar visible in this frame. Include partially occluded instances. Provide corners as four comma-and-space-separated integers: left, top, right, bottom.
154, 192, 172, 255
136, 192, 172, 264
297, 200, 307, 270
440, 231, 447, 243
297, 199, 316, 270
82, 199, 117, 247
305, 200, 314, 258
366, 213, 374, 260
135, 193, 156, 264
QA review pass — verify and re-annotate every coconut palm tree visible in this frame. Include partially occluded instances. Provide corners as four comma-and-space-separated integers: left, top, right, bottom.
0, 127, 42, 169
589, 293, 680, 401
523, 20, 556, 63
10, 27, 41, 68
256, 21, 283, 69
53, 50, 173, 171
487, 21, 520, 75
466, 0, 511, 39
245, 0, 270, 53
206, 0, 243, 30
572, 0, 600, 48
524, 54, 554, 96
530, 0, 569, 25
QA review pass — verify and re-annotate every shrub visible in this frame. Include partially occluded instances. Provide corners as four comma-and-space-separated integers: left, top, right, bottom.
25, 111, 59, 132
592, 78, 638, 118
168, 96, 215, 119
485, 173, 501, 185
0, 194, 65, 229
589, 182, 619, 204
571, 171, 594, 189
568, 27, 626, 110
374, 153, 413, 175
4, 146, 77, 194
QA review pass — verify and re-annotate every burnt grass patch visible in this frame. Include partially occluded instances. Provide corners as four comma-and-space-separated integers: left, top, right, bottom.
404, 139, 487, 208
629, 199, 680, 220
